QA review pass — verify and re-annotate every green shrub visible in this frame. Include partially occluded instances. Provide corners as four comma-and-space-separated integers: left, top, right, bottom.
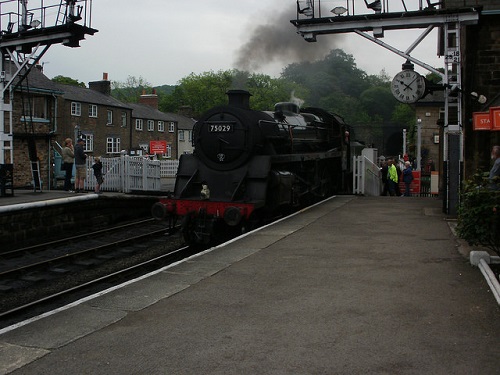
457, 173, 500, 257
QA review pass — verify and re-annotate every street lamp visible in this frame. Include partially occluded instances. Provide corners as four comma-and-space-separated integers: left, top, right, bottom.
416, 118, 422, 171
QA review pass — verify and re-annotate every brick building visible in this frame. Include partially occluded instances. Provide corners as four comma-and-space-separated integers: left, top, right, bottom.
54, 75, 133, 159
128, 91, 181, 158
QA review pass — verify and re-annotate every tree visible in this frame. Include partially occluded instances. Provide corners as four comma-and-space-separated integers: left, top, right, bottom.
51, 75, 86, 87
159, 70, 308, 117
111, 75, 152, 103
360, 86, 398, 123
176, 70, 233, 116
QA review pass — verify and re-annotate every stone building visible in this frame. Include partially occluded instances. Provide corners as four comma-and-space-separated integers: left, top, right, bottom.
415, 91, 444, 172
8, 66, 62, 189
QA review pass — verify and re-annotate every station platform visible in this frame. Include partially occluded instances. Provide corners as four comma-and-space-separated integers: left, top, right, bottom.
1, 196, 499, 374
0, 188, 95, 206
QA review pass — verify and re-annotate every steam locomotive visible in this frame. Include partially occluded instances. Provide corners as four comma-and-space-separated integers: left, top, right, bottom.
152, 90, 352, 245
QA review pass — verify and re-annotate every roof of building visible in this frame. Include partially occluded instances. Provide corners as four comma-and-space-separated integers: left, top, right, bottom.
128, 102, 196, 128
170, 113, 196, 130
416, 90, 445, 106
54, 82, 132, 109
127, 102, 174, 121
13, 65, 63, 94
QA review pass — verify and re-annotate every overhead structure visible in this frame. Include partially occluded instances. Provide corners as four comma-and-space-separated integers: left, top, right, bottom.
292, 0, 480, 215
0, 0, 97, 190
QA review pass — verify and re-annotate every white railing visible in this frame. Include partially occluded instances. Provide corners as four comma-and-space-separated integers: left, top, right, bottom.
353, 155, 382, 196
160, 159, 179, 177
84, 155, 167, 193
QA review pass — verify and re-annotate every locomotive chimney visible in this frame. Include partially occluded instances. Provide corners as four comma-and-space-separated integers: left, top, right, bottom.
226, 90, 252, 109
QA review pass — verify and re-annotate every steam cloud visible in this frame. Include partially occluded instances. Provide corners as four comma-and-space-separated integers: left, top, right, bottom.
235, 5, 344, 74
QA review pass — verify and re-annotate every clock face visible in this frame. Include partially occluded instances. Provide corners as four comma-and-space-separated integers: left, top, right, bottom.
391, 70, 426, 103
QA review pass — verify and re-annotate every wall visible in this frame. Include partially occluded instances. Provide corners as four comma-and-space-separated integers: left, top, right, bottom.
0, 195, 158, 250
11, 93, 56, 188
462, 12, 500, 177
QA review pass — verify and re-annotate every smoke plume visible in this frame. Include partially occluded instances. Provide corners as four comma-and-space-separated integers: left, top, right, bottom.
235, 4, 344, 74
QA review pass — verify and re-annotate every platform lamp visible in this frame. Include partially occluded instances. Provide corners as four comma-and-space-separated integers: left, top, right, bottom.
416, 118, 422, 171
403, 129, 407, 157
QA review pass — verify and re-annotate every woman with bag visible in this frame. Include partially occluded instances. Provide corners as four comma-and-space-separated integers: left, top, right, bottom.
62, 138, 74, 192
402, 161, 414, 197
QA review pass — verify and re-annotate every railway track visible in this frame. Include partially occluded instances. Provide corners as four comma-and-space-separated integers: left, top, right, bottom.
0, 219, 193, 328
0, 219, 168, 285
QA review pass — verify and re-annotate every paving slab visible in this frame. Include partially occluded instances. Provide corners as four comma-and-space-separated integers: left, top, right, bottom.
1, 196, 499, 375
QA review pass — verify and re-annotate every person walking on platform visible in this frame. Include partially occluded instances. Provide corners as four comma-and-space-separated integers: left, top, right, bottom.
380, 161, 389, 196
387, 159, 398, 196
92, 156, 104, 194
402, 161, 414, 197
395, 160, 402, 196
74, 138, 87, 193
62, 138, 74, 192
489, 145, 500, 190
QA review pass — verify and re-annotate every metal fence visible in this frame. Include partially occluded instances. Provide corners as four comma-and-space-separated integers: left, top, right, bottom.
353, 155, 382, 196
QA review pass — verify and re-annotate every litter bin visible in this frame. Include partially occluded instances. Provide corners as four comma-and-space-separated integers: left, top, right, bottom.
0, 164, 14, 197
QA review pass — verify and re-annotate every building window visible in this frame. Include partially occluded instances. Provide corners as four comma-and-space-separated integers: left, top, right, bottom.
188, 130, 192, 142
21, 95, 49, 121
168, 121, 175, 133
106, 137, 121, 154
158, 121, 164, 132
166, 144, 172, 158
179, 130, 185, 141
89, 104, 98, 118
71, 102, 81, 116
148, 120, 154, 131
82, 133, 94, 152
107, 110, 113, 125
121, 112, 127, 127
135, 119, 143, 131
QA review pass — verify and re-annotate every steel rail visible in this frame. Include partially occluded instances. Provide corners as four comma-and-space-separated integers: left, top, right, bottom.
2, 218, 156, 257
0, 224, 173, 279
0, 245, 191, 322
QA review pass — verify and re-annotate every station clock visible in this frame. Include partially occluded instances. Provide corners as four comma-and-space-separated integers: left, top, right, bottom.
391, 69, 426, 104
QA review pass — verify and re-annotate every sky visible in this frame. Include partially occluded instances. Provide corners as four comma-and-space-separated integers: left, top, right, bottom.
36, 0, 443, 87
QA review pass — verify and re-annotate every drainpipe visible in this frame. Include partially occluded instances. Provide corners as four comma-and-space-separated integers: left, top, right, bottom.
47, 93, 59, 190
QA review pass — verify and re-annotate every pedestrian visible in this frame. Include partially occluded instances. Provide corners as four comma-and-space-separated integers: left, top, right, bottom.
489, 145, 500, 190
387, 159, 398, 196
402, 161, 413, 196
380, 161, 389, 196
74, 137, 87, 193
395, 160, 402, 196
91, 156, 104, 194
61, 138, 74, 192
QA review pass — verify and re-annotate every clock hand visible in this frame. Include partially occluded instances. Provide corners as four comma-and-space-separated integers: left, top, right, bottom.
398, 80, 412, 91
403, 76, 420, 91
